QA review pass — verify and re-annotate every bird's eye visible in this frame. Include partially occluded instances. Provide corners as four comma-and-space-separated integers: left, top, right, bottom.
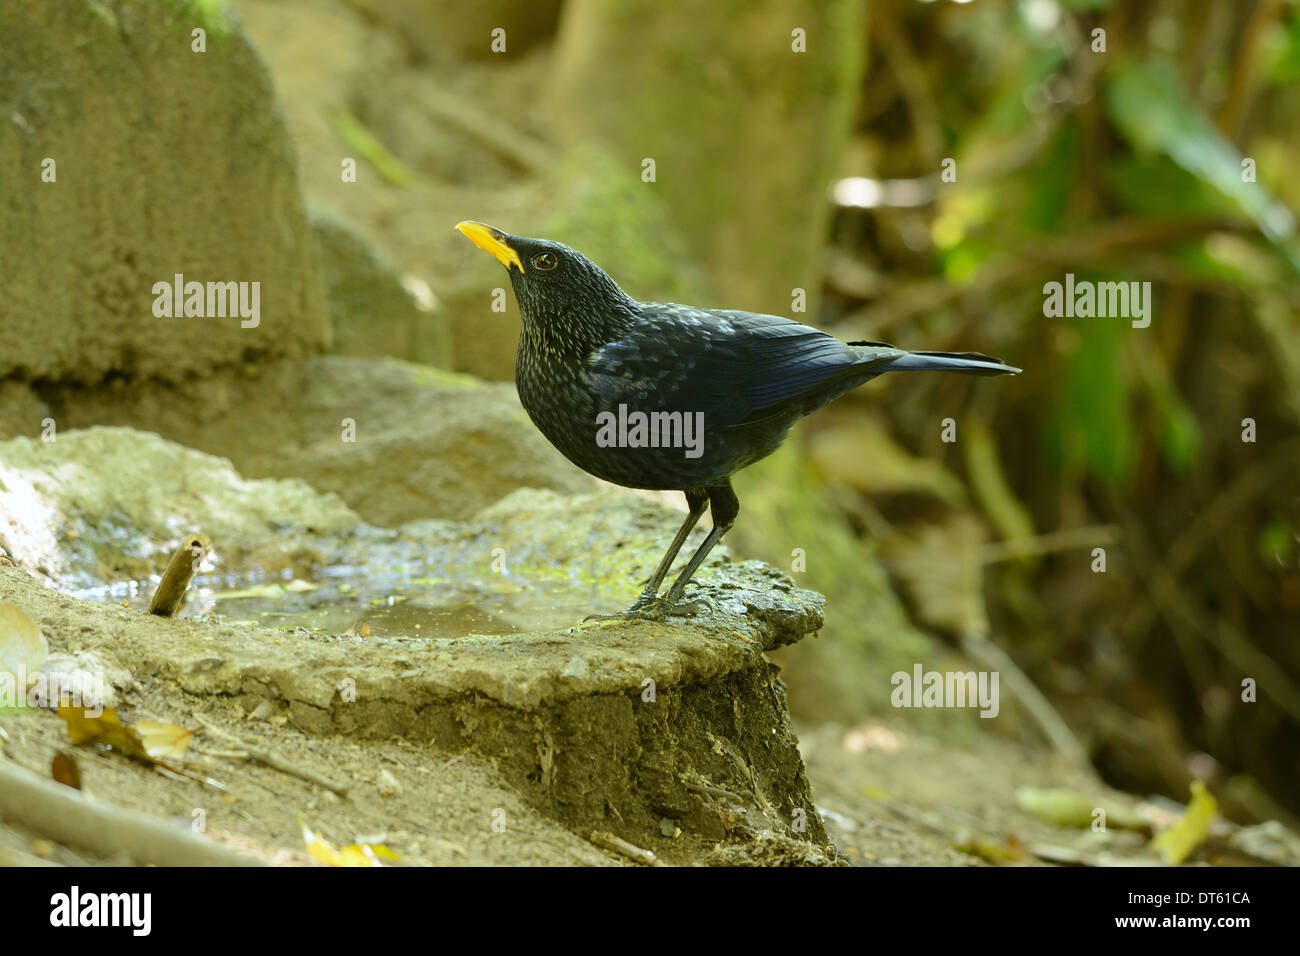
532, 252, 558, 271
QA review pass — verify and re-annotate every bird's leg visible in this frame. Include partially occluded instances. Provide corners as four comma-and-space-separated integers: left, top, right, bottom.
590, 483, 738, 623
654, 482, 738, 612
584, 488, 708, 621
629, 488, 710, 609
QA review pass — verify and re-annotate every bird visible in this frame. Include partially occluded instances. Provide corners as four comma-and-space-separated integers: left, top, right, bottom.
456, 221, 1020, 621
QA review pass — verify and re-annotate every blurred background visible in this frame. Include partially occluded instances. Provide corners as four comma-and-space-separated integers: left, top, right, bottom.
2, 0, 1298, 842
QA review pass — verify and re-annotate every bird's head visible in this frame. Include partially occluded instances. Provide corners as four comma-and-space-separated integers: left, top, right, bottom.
455, 222, 634, 351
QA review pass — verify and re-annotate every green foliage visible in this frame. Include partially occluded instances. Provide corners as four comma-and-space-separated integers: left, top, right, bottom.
1261, 10, 1300, 83
1145, 369, 1201, 475
1106, 58, 1300, 272
1256, 518, 1293, 566
1105, 155, 1235, 220
1046, 316, 1135, 487
1022, 120, 1081, 233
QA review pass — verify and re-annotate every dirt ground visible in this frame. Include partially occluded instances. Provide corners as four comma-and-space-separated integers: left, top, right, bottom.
0, 687, 1152, 868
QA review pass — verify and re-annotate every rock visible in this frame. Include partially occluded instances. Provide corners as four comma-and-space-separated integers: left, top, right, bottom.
0, 427, 358, 588
0, 424, 832, 861
2, 558, 828, 859
309, 205, 452, 368
539, 144, 710, 305
230, 1, 701, 382
0, 0, 328, 385
25, 356, 594, 526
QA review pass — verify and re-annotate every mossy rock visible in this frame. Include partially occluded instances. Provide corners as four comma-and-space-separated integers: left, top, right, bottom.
0, 0, 326, 385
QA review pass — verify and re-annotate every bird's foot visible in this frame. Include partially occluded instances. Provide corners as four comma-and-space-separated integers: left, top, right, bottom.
583, 596, 706, 623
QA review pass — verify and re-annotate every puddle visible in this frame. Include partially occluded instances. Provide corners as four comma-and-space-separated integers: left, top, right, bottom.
73, 561, 606, 639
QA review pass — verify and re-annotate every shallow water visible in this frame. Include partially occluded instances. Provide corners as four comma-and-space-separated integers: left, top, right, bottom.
74, 563, 607, 639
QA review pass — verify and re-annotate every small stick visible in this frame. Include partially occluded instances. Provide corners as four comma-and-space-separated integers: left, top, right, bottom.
0, 759, 261, 866
194, 716, 349, 799
589, 831, 663, 867
679, 776, 742, 803
147, 533, 212, 616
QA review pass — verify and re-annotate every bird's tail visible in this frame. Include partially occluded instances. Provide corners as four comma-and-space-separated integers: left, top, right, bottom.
860, 346, 1020, 376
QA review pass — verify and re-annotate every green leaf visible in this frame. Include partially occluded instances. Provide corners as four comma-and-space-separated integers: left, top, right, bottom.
1105, 155, 1235, 220
1047, 317, 1135, 487
1021, 120, 1081, 233
1148, 378, 1201, 474
1106, 58, 1300, 273
1257, 518, 1293, 566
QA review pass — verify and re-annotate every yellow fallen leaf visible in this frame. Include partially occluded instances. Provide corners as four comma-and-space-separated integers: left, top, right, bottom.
58, 705, 148, 758
0, 602, 48, 677
300, 817, 397, 867
953, 833, 1030, 865
1150, 781, 1217, 865
135, 720, 197, 759
336, 843, 399, 866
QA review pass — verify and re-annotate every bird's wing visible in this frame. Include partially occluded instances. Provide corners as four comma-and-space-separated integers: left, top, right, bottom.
586, 307, 899, 428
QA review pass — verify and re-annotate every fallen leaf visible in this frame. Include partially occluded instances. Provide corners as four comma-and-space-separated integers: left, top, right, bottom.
0, 602, 48, 677
953, 832, 1030, 865
58, 705, 148, 759
135, 720, 197, 760
1150, 781, 1217, 865
1016, 787, 1148, 831
808, 413, 967, 504
337, 843, 400, 866
842, 722, 903, 754
300, 816, 398, 867
51, 751, 81, 790
1224, 821, 1300, 867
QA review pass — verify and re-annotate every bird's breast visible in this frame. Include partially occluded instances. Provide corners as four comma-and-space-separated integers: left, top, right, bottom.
514, 342, 750, 490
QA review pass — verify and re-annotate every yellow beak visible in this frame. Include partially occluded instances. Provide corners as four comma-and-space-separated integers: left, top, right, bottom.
455, 221, 524, 273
